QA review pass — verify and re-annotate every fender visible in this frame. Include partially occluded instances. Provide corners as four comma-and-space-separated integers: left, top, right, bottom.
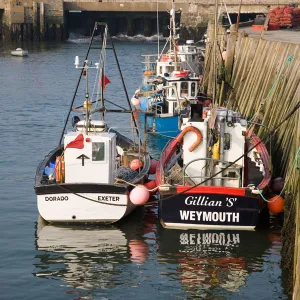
175, 126, 203, 152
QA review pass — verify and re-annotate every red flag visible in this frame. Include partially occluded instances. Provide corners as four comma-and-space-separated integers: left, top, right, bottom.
100, 75, 111, 90
65, 134, 84, 149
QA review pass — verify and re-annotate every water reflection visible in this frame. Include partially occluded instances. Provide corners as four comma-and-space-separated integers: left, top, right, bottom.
33, 208, 151, 295
33, 205, 283, 299
156, 227, 281, 299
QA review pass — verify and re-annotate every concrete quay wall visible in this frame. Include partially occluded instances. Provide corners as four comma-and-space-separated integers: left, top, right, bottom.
1, 0, 300, 41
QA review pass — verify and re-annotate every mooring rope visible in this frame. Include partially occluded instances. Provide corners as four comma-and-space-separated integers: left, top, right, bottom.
43, 101, 299, 207
146, 131, 177, 139
5, 103, 299, 208
248, 146, 300, 203
144, 101, 300, 206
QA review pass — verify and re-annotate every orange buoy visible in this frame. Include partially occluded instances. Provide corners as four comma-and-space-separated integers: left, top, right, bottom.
130, 159, 143, 171
267, 195, 284, 214
55, 156, 65, 183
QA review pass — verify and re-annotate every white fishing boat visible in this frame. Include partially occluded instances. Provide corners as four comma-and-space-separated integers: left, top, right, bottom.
35, 23, 153, 224
11, 48, 28, 57
156, 104, 272, 230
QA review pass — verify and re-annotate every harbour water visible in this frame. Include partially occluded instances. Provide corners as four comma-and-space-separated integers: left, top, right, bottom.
0, 39, 288, 299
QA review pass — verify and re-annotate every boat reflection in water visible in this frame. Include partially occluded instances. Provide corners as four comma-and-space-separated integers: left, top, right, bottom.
157, 227, 280, 299
33, 210, 150, 294
33, 206, 282, 299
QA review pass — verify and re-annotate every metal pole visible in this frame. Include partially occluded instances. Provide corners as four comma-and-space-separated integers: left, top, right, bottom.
58, 23, 97, 147
100, 29, 105, 120
157, 0, 159, 59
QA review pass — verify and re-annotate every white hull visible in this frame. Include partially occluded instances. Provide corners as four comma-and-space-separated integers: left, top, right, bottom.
11, 50, 28, 56
37, 192, 135, 223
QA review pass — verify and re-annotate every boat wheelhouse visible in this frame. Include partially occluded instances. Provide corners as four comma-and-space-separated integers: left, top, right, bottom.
142, 71, 200, 138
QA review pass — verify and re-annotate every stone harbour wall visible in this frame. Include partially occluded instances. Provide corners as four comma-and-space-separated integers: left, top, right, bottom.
1, 0, 300, 41
1, 0, 64, 41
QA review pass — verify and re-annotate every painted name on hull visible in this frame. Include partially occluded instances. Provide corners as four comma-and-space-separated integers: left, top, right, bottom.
43, 195, 121, 202
161, 193, 260, 226
45, 196, 69, 201
185, 196, 237, 207
98, 196, 120, 201
180, 210, 239, 222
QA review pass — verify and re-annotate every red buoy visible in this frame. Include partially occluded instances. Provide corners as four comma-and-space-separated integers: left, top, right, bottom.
144, 180, 157, 195
149, 159, 159, 174
267, 195, 284, 214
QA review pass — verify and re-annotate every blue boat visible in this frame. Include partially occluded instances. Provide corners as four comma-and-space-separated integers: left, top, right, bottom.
136, 70, 201, 138
132, 3, 204, 140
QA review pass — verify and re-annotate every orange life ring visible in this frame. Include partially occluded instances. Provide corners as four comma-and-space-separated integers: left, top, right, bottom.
175, 126, 203, 152
173, 70, 189, 78
55, 156, 65, 183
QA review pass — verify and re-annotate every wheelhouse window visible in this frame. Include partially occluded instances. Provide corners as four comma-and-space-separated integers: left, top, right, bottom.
166, 66, 174, 73
180, 82, 188, 97
224, 134, 231, 150
191, 82, 196, 97
92, 142, 105, 161
169, 83, 176, 97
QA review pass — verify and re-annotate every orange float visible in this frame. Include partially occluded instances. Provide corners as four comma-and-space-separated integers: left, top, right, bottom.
130, 159, 143, 171
55, 156, 65, 183
267, 195, 284, 214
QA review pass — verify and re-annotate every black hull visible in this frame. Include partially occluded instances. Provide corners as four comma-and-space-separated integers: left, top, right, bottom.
35, 183, 128, 195
159, 190, 266, 230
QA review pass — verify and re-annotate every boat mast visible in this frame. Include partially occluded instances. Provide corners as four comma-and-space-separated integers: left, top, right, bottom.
157, 0, 160, 59
170, 0, 177, 66
100, 28, 105, 121
58, 23, 97, 148
212, 0, 218, 105
85, 61, 89, 134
